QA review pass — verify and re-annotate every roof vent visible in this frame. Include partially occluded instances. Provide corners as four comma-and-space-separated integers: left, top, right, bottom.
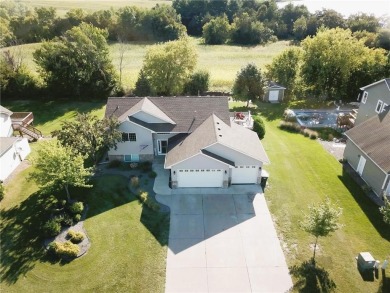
216, 122, 220, 124
218, 128, 221, 130
219, 135, 222, 137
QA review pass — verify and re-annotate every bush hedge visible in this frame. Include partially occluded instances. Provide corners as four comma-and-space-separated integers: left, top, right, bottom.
253, 116, 266, 139
43, 218, 62, 237
279, 121, 319, 140
49, 241, 80, 258
69, 202, 84, 214
67, 230, 85, 243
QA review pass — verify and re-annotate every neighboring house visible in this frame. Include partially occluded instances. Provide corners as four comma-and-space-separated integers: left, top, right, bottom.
355, 78, 390, 125
105, 96, 269, 188
343, 78, 390, 199
0, 106, 31, 182
263, 81, 286, 103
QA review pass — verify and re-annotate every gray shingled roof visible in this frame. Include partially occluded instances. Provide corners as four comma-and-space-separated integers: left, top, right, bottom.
165, 114, 269, 167
0, 137, 18, 156
105, 96, 231, 133
345, 112, 390, 173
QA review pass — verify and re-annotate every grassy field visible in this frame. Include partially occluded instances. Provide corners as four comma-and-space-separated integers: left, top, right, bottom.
18, 0, 172, 15
1, 170, 169, 292
244, 102, 390, 293
2, 39, 291, 92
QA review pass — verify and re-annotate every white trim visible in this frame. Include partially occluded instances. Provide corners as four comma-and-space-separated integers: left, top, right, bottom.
360, 79, 390, 92
382, 173, 389, 190
375, 100, 384, 113
361, 91, 368, 104
382, 103, 388, 113
345, 135, 387, 174
357, 156, 366, 175
157, 139, 168, 155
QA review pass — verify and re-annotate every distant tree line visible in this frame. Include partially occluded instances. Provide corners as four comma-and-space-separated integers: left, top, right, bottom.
0, 2, 186, 47
1, 0, 389, 49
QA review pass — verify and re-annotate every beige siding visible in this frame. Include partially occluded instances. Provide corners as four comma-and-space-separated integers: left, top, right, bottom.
205, 143, 263, 166
108, 121, 153, 157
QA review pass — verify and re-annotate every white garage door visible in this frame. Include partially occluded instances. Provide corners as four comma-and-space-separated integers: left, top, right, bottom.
231, 166, 258, 184
177, 169, 223, 188
269, 90, 279, 102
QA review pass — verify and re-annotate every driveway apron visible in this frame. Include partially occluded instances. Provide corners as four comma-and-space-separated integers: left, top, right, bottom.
163, 193, 293, 293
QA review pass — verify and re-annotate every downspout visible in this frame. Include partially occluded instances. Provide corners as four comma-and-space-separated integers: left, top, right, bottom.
382, 173, 389, 190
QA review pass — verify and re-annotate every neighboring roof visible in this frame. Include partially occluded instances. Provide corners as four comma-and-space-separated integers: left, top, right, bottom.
118, 97, 175, 124
267, 81, 286, 89
360, 78, 390, 91
0, 105, 13, 116
0, 137, 18, 156
345, 112, 390, 173
105, 96, 231, 133
165, 114, 270, 167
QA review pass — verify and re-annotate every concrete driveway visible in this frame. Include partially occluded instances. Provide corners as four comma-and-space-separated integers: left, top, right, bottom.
159, 192, 293, 293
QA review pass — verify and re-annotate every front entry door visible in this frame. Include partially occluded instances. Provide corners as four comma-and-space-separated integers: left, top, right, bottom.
158, 140, 168, 155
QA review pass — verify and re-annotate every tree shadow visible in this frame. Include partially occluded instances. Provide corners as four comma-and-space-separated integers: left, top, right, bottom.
289, 259, 337, 292
0, 190, 55, 284
255, 101, 286, 121
338, 169, 390, 242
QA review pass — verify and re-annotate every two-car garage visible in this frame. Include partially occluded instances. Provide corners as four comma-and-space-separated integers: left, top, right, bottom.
175, 166, 259, 188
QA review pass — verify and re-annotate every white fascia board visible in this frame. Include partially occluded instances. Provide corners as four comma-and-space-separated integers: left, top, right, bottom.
360, 79, 389, 91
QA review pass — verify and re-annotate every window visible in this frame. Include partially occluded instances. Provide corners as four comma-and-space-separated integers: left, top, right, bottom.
122, 133, 137, 142
376, 100, 384, 113
382, 103, 389, 113
361, 91, 368, 104
124, 154, 139, 162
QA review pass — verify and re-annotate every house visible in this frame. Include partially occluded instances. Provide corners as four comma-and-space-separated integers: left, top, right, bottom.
355, 78, 390, 125
343, 78, 390, 199
105, 96, 269, 188
263, 81, 286, 103
0, 105, 31, 182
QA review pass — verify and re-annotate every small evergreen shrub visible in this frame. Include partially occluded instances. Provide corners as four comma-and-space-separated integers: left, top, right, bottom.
108, 159, 122, 168
69, 202, 84, 214
61, 214, 74, 226
73, 213, 81, 223
67, 230, 85, 243
310, 132, 318, 140
130, 176, 140, 188
49, 241, 80, 258
0, 182, 4, 201
303, 129, 310, 137
279, 121, 301, 132
253, 116, 266, 139
43, 218, 62, 237
148, 171, 157, 178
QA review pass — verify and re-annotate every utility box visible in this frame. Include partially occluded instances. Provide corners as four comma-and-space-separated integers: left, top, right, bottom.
357, 252, 376, 271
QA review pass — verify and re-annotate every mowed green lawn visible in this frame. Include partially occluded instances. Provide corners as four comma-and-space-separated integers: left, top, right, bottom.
0, 170, 169, 292
255, 103, 390, 293
2, 39, 291, 92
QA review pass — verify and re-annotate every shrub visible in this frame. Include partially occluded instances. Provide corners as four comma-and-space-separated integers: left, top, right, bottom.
49, 241, 80, 258
328, 134, 334, 141
130, 162, 138, 169
148, 171, 157, 178
73, 213, 81, 223
67, 230, 85, 243
184, 70, 210, 95
108, 159, 122, 168
130, 176, 140, 188
43, 218, 62, 237
0, 182, 4, 201
309, 132, 318, 140
253, 116, 266, 139
138, 191, 148, 202
61, 214, 74, 226
303, 129, 310, 137
138, 161, 152, 172
69, 202, 84, 214
279, 121, 301, 132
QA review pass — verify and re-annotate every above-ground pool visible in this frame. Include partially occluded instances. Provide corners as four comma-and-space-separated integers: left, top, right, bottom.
292, 109, 352, 128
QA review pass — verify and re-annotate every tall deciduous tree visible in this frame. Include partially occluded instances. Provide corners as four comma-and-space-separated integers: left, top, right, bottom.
33, 23, 119, 100
232, 63, 265, 107
141, 37, 197, 95
202, 14, 231, 44
52, 113, 121, 165
29, 141, 92, 201
184, 70, 210, 95
301, 27, 387, 100
300, 198, 343, 263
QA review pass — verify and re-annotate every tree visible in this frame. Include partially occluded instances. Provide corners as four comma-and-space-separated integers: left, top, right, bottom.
52, 113, 121, 165
379, 198, 390, 225
141, 37, 197, 95
29, 140, 92, 201
33, 22, 119, 100
231, 13, 274, 45
202, 14, 231, 44
233, 63, 265, 107
253, 116, 265, 139
347, 13, 381, 33
0, 182, 4, 201
266, 47, 303, 99
315, 9, 346, 29
300, 198, 342, 263
134, 69, 152, 96
376, 29, 390, 50
293, 16, 307, 41
184, 70, 210, 95
300, 27, 388, 100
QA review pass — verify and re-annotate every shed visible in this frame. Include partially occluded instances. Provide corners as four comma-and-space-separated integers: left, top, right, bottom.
264, 81, 286, 103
